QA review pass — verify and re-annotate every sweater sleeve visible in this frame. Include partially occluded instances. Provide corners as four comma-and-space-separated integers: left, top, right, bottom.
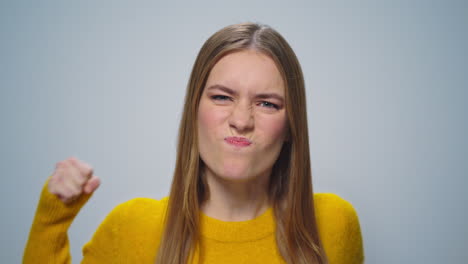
315, 193, 365, 264
23, 177, 93, 264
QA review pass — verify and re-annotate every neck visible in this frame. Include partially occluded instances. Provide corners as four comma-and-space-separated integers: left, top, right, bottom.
200, 168, 271, 222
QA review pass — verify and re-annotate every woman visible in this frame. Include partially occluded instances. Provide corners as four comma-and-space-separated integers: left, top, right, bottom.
23, 22, 364, 264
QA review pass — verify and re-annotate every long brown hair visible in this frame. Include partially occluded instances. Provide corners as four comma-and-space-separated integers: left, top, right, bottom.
155, 22, 328, 264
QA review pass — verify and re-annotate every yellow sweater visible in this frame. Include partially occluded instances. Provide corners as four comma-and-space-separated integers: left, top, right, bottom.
23, 181, 364, 263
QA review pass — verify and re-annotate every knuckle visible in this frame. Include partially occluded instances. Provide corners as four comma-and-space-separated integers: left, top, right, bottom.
63, 193, 72, 200
58, 191, 68, 198
49, 175, 62, 185
76, 176, 87, 186
73, 158, 94, 176
66, 191, 77, 199
57, 159, 71, 169
52, 171, 65, 182
84, 165, 94, 176
71, 186, 83, 196
55, 161, 65, 168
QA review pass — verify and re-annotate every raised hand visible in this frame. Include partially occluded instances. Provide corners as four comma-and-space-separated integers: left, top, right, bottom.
47, 157, 101, 204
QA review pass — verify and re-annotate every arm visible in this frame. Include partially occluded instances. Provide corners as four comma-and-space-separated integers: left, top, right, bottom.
23, 157, 100, 264
23, 177, 92, 264
23, 179, 127, 263
315, 193, 365, 264
334, 198, 364, 264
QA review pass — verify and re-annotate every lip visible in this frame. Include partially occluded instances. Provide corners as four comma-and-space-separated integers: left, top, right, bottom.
224, 136, 252, 147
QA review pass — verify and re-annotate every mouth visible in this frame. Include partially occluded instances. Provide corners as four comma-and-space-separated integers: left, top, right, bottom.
224, 136, 252, 147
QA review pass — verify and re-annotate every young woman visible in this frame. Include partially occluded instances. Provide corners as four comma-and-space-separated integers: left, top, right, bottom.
24, 22, 364, 264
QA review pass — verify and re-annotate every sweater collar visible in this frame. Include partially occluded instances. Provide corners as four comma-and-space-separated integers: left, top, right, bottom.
199, 207, 275, 242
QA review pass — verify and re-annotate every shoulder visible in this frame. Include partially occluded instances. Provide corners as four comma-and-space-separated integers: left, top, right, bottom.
313, 192, 361, 236
313, 193, 358, 220
313, 193, 365, 264
112, 196, 169, 214
83, 197, 170, 258
99, 196, 169, 229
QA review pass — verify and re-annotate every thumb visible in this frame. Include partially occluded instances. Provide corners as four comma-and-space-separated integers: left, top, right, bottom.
83, 176, 101, 194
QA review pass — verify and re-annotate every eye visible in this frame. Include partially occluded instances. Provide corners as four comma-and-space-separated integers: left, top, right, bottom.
258, 101, 279, 110
211, 95, 232, 101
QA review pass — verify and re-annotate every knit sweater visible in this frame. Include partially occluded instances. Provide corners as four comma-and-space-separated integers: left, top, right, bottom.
23, 180, 364, 263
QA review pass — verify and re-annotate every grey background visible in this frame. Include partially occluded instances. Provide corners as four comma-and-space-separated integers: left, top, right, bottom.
1, 1, 467, 263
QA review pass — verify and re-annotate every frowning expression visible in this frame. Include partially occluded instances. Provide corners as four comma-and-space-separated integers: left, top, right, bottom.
197, 50, 288, 182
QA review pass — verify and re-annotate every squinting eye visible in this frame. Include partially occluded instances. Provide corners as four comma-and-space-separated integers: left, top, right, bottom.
211, 95, 231, 101
259, 101, 279, 109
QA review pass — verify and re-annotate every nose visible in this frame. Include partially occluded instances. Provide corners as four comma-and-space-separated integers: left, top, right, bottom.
228, 102, 254, 133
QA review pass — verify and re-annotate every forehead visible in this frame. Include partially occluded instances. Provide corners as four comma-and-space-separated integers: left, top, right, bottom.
205, 50, 285, 95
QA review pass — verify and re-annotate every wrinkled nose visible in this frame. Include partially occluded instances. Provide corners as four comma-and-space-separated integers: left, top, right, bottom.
228, 103, 254, 133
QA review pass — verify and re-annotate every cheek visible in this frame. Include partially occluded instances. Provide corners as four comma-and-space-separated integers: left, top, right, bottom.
197, 101, 226, 142
257, 115, 288, 143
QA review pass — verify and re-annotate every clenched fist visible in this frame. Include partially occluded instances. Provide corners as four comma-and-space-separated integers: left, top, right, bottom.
48, 157, 101, 204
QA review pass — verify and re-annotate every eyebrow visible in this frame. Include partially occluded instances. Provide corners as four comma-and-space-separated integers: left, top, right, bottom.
206, 84, 285, 103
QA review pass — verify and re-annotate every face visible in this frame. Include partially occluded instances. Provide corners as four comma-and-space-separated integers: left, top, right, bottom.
197, 50, 288, 183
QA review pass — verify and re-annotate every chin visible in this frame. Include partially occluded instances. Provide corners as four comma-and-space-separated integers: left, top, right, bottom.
217, 164, 256, 183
